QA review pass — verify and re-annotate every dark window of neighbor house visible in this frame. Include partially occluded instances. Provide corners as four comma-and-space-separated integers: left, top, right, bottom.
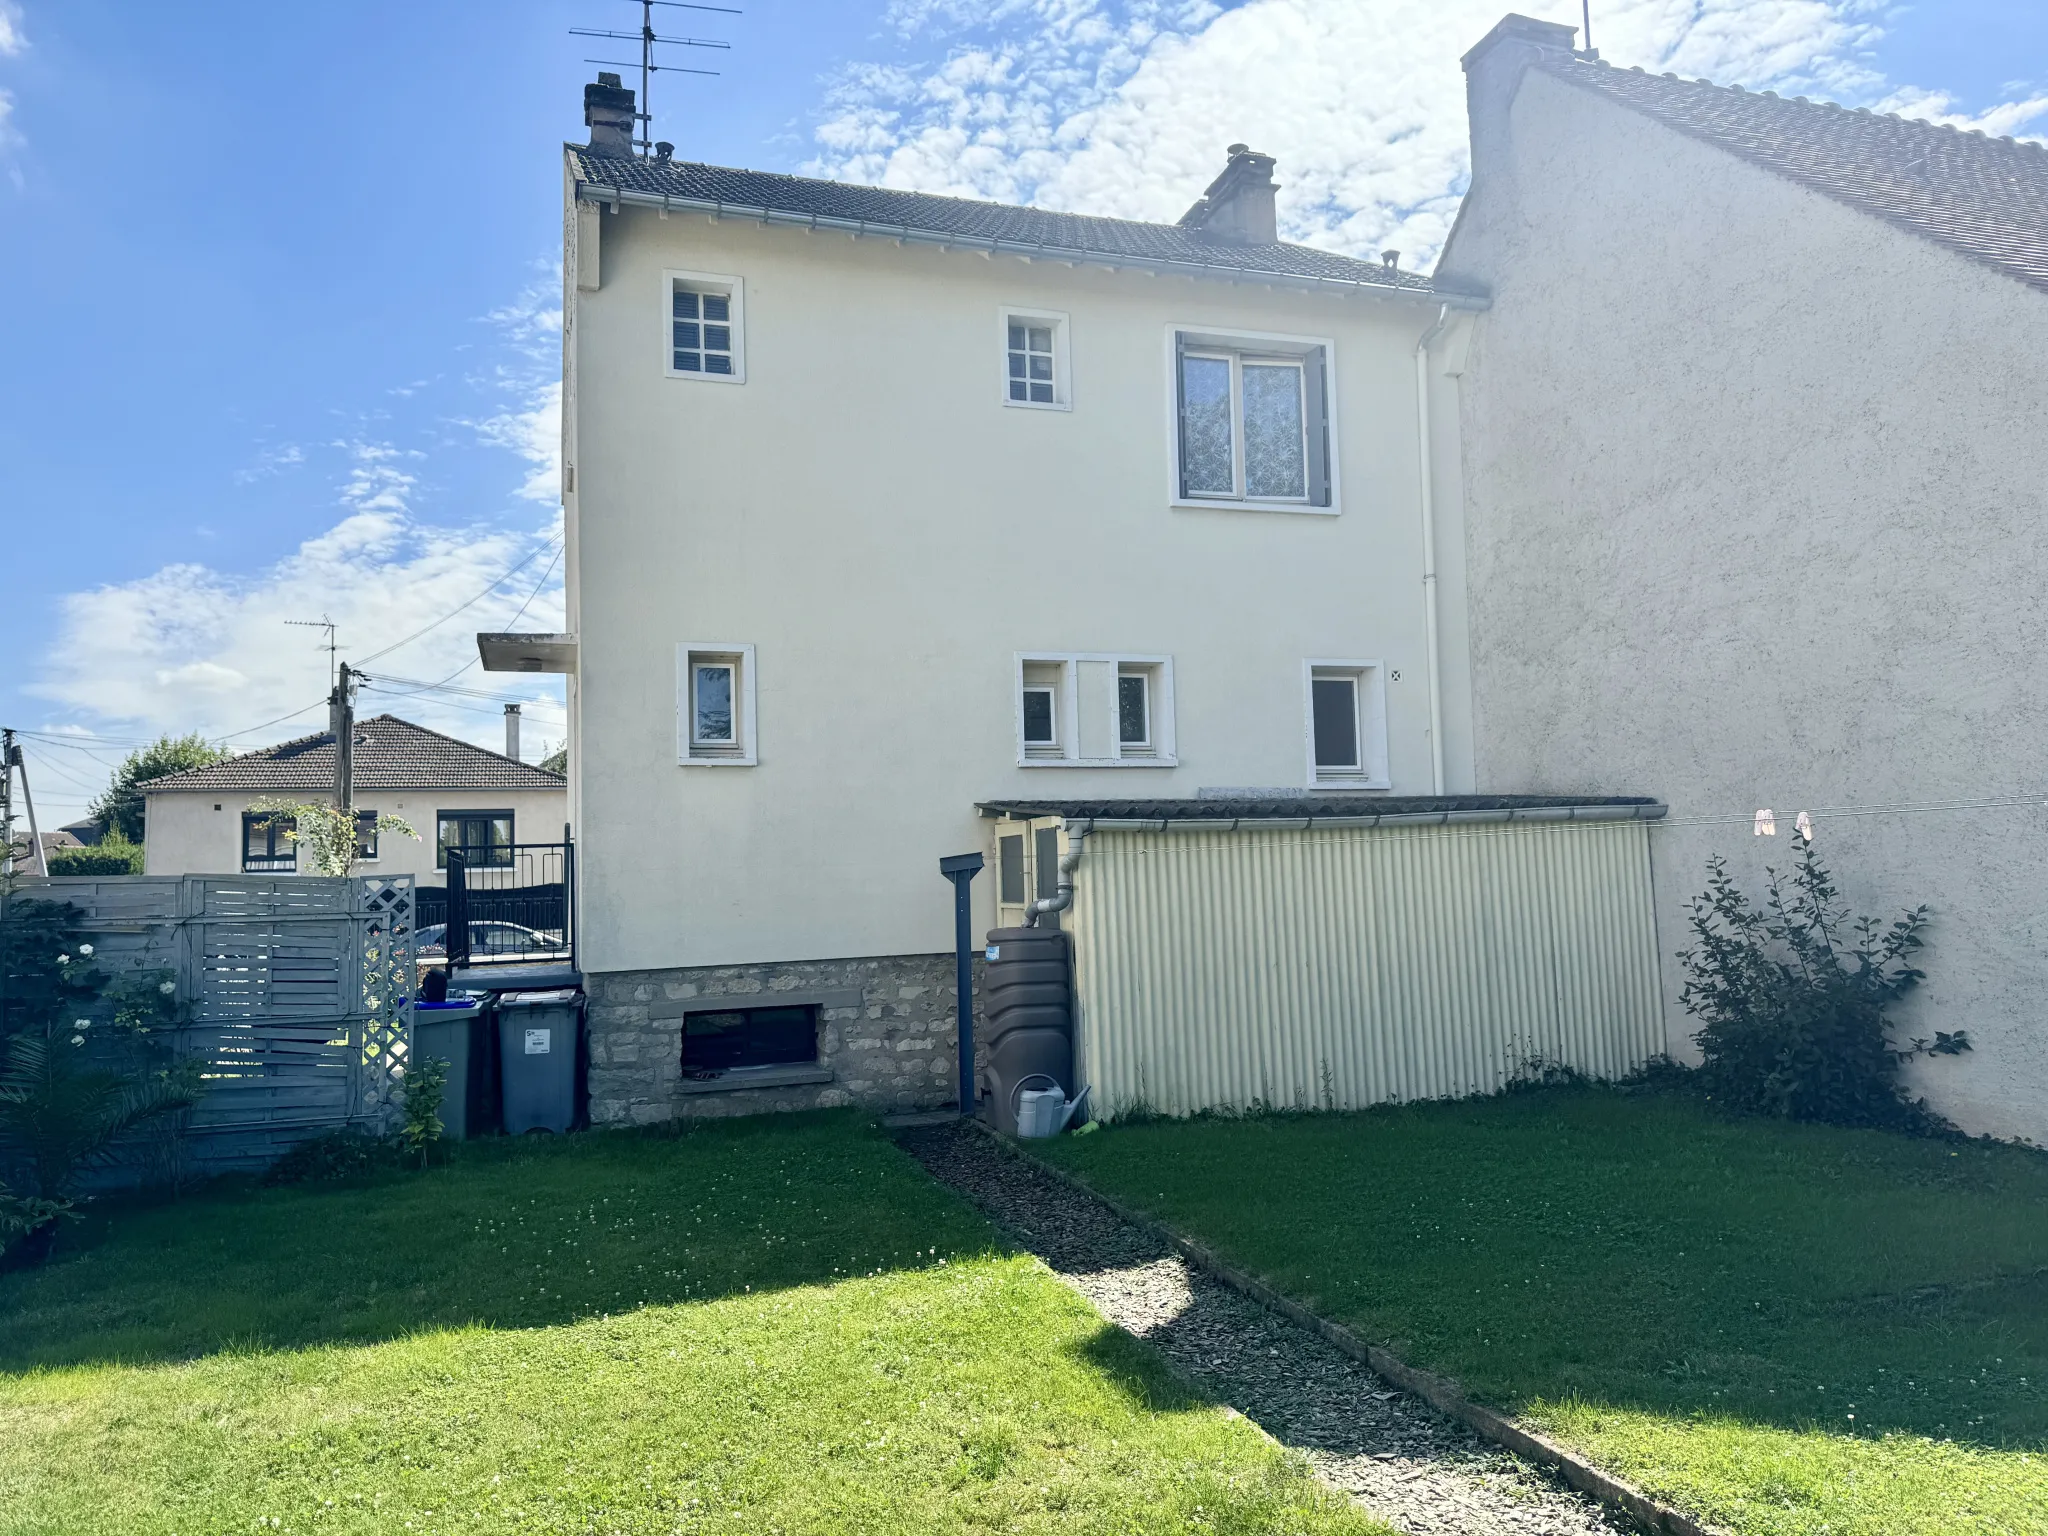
242, 812, 296, 873
682, 1006, 817, 1072
354, 811, 380, 860
437, 811, 514, 869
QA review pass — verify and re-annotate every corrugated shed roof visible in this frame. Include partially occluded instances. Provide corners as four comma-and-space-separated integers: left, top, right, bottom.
980, 795, 1663, 823
568, 148, 1452, 295
141, 715, 566, 794
1544, 57, 2048, 294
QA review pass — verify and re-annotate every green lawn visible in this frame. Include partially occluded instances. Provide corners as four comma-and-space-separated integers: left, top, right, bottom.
0, 1113, 1382, 1536
1038, 1086, 2048, 1536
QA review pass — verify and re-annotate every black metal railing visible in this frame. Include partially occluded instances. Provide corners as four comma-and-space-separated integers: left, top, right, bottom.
425, 837, 576, 970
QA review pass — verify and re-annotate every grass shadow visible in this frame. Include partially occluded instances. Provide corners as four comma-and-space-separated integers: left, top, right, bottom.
0, 1110, 1004, 1373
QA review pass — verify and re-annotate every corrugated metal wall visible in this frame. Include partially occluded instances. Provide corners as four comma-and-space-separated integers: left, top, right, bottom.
1069, 819, 1663, 1117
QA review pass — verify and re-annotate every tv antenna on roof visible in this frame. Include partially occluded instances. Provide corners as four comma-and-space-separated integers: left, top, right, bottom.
286, 616, 339, 691
573, 0, 742, 157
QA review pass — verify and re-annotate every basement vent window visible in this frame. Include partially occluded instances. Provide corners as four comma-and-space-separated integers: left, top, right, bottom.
1304, 660, 1389, 790
683, 1005, 818, 1073
1015, 653, 1175, 767
665, 270, 745, 383
678, 642, 758, 765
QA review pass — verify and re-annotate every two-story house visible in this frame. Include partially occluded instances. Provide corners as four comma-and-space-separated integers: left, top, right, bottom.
506, 74, 1671, 1126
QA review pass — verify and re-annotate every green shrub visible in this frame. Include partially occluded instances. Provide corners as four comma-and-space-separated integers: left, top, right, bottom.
45, 832, 143, 876
262, 1130, 398, 1186
1678, 842, 1966, 1130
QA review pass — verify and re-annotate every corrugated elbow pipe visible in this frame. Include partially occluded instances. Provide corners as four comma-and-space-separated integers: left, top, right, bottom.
1024, 824, 1089, 928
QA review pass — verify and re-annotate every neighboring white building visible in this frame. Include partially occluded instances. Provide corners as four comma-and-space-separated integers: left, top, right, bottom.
141, 714, 567, 884
491, 75, 1685, 1125
1437, 17, 2048, 1142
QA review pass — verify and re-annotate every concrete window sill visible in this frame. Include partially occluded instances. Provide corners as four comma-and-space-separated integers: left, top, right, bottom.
675, 1063, 833, 1096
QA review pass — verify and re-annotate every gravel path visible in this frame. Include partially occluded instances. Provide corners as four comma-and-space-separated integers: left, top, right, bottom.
897, 1124, 1634, 1536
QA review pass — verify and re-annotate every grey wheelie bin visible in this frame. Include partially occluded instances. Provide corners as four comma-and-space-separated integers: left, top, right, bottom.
411, 996, 486, 1140
498, 988, 582, 1134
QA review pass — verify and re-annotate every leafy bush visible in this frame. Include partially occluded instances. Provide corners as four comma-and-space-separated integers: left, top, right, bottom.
45, 832, 143, 876
1678, 843, 1966, 1130
89, 733, 225, 844
399, 1055, 449, 1167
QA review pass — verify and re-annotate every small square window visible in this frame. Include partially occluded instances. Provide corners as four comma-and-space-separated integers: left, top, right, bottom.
1000, 308, 1070, 410
1021, 686, 1057, 747
666, 271, 745, 383
1304, 661, 1388, 789
678, 643, 757, 765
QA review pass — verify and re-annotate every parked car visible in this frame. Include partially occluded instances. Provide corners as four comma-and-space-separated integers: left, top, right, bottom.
416, 921, 568, 961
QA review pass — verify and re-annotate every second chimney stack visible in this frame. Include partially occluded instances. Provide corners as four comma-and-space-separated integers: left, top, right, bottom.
584, 72, 637, 158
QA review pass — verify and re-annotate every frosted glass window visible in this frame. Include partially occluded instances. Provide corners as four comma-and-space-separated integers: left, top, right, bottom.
1243, 363, 1306, 499
673, 287, 734, 375
1008, 321, 1056, 404
1179, 355, 1235, 495
693, 664, 735, 744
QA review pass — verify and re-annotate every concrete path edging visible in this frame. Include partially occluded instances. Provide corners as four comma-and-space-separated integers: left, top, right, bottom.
978, 1125, 1726, 1536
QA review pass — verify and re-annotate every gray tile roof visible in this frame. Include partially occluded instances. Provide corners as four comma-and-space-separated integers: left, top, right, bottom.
980, 795, 1663, 825
1545, 57, 2048, 294
141, 715, 566, 794
568, 148, 1455, 296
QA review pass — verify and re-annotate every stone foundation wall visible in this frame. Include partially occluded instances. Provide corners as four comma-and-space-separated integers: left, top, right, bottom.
585, 952, 982, 1124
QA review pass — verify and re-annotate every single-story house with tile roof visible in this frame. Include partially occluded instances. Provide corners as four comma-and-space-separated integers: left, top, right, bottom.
139, 714, 565, 884
1435, 14, 2048, 1142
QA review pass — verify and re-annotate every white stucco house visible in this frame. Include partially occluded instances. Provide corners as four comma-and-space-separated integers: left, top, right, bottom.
487, 71, 1687, 1126
141, 714, 567, 885
1436, 16, 2048, 1142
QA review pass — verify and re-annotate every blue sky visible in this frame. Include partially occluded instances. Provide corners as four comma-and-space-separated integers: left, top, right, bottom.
1, 0, 2042, 822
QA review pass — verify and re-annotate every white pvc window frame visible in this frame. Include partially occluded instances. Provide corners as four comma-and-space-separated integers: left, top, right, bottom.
1014, 652, 1176, 768
677, 642, 758, 765
663, 269, 747, 384
1166, 324, 1337, 516
1302, 659, 1389, 790
999, 306, 1072, 411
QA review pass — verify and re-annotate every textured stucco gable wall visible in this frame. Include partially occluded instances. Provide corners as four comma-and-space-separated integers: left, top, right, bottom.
1443, 65, 2048, 1142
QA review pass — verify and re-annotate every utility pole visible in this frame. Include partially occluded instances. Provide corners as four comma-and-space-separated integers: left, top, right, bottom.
330, 663, 357, 812
0, 729, 14, 880
11, 735, 47, 879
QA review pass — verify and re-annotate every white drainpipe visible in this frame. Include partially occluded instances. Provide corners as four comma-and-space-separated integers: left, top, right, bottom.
1414, 303, 1452, 796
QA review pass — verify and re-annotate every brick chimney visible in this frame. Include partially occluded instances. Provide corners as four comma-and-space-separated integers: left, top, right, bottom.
1178, 144, 1281, 245
584, 72, 637, 158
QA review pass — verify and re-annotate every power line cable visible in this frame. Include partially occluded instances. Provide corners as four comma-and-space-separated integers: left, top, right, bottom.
354, 537, 561, 665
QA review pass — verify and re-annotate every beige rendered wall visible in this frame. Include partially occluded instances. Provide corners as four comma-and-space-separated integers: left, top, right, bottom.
143, 789, 569, 881
1439, 66, 2048, 1142
567, 197, 1461, 975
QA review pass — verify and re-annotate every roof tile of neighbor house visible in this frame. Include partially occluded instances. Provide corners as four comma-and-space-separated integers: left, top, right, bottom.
980, 795, 1664, 824
568, 148, 1451, 294
140, 715, 566, 794
1545, 57, 2048, 294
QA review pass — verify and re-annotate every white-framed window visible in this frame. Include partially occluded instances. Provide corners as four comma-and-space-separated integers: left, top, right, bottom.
1303, 660, 1389, 789
665, 270, 745, 383
1015, 653, 1175, 767
1000, 307, 1071, 410
1169, 326, 1334, 512
678, 642, 758, 765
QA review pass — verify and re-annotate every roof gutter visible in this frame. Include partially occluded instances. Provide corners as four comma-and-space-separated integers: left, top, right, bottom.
1061, 802, 1667, 835
573, 180, 1492, 309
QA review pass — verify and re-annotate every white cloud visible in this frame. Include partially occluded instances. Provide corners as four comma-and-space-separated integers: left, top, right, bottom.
476, 379, 563, 505
806, 0, 2039, 270
0, 1, 26, 58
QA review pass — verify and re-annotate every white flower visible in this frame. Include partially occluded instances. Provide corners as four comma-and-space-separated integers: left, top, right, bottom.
74, 1019, 91, 1029
70, 1035, 85, 1047
159, 980, 177, 995
77, 943, 94, 956
56, 954, 69, 965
